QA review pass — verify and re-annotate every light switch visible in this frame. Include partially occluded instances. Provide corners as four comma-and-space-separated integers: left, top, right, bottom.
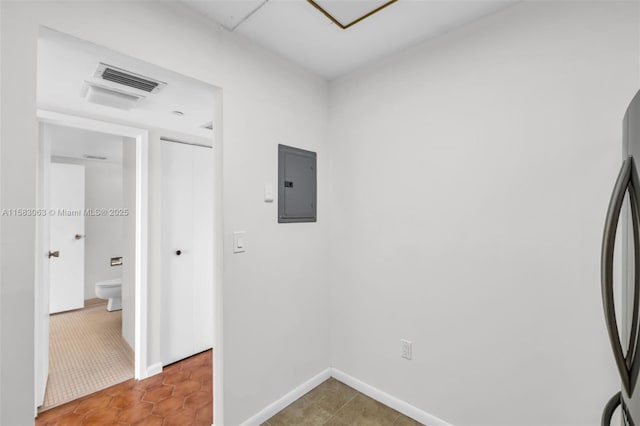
233, 231, 246, 253
264, 183, 274, 202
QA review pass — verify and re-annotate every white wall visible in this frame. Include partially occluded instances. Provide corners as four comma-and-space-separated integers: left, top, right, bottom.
327, 2, 638, 425
84, 161, 124, 299
0, 0, 3, 415
0, 2, 330, 426
1, 4, 37, 424
122, 137, 136, 350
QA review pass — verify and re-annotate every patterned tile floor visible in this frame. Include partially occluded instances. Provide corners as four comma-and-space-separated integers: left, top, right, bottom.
43, 299, 134, 410
264, 378, 424, 426
35, 349, 212, 426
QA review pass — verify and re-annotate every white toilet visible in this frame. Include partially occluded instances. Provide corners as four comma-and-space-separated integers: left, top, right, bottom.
95, 278, 122, 312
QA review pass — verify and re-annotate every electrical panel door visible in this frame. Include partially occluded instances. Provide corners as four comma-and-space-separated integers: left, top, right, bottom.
278, 144, 317, 223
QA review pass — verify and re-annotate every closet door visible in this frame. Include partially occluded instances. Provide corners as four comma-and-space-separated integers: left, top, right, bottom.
161, 140, 213, 365
192, 147, 214, 353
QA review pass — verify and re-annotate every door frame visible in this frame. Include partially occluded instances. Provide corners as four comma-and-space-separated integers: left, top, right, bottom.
36, 109, 150, 380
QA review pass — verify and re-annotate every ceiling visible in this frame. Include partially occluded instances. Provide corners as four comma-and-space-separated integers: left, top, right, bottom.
181, 0, 518, 79
38, 29, 217, 138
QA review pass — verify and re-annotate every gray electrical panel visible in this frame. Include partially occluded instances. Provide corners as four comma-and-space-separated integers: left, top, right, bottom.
278, 144, 317, 223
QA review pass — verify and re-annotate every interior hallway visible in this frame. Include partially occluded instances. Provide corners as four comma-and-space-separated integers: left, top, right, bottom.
0, 1, 635, 425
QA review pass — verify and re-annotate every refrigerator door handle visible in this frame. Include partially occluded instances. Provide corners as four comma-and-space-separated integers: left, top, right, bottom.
601, 391, 621, 426
601, 391, 637, 426
602, 155, 640, 397
626, 170, 640, 374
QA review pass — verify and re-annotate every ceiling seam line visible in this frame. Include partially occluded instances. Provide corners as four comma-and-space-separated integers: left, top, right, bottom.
306, 0, 398, 30
306, 0, 346, 29
230, 0, 270, 32
342, 0, 398, 29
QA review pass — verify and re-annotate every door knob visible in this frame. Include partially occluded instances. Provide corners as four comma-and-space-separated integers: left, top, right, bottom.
74, 234, 84, 240
176, 250, 182, 256
48, 250, 60, 258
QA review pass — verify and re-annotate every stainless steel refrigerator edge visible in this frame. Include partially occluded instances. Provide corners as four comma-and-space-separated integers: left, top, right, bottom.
601, 89, 640, 426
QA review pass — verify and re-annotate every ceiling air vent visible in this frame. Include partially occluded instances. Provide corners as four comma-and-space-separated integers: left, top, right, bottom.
94, 63, 166, 94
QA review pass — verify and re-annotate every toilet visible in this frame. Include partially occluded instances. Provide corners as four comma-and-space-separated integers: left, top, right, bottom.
95, 278, 122, 312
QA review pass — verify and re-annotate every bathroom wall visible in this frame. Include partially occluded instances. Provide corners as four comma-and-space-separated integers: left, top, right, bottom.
84, 160, 124, 299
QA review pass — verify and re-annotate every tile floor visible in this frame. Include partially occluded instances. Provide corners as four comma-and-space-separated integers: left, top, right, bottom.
264, 378, 424, 426
35, 349, 212, 426
43, 299, 134, 410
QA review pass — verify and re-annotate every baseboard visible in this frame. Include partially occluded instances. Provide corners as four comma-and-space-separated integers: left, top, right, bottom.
146, 362, 163, 378
240, 368, 332, 426
330, 368, 453, 426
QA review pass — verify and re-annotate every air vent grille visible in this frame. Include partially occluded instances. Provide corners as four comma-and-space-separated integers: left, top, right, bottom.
101, 68, 158, 92
94, 63, 166, 94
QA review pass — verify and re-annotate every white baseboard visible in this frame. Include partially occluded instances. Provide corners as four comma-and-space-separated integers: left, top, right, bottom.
330, 368, 453, 426
146, 362, 163, 378
240, 368, 332, 426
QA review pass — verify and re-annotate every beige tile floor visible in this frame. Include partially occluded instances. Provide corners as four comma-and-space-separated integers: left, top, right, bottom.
263, 378, 424, 426
42, 299, 134, 411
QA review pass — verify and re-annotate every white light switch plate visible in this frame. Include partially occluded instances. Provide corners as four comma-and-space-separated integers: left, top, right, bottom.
264, 183, 274, 202
401, 339, 412, 360
233, 231, 246, 253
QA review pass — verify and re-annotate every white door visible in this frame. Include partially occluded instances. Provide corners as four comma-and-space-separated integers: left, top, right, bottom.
192, 147, 214, 353
161, 141, 213, 365
49, 163, 85, 314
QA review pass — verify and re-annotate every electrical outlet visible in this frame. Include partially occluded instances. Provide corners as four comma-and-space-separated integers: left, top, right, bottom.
401, 339, 412, 360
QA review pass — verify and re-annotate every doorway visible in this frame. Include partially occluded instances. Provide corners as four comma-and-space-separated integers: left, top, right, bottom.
46, 123, 136, 410
35, 113, 150, 412
34, 27, 220, 421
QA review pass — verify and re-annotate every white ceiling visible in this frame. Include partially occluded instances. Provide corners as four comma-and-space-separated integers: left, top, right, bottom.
38, 29, 217, 138
181, 0, 518, 79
